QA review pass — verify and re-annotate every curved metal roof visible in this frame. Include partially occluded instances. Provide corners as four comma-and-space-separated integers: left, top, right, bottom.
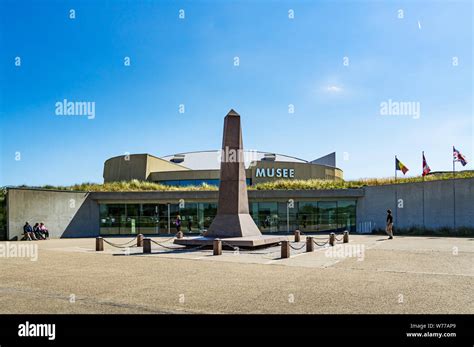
161, 150, 308, 170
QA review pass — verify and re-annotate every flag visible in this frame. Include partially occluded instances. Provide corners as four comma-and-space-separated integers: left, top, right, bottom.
422, 153, 431, 176
453, 146, 468, 166
395, 157, 409, 174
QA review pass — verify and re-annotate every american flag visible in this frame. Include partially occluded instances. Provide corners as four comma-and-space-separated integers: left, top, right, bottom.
453, 147, 468, 166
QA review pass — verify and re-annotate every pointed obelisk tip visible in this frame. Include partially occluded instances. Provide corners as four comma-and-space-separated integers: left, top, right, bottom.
226, 109, 240, 117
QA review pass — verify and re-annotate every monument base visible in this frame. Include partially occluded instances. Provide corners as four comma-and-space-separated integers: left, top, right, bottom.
204, 213, 262, 238
174, 235, 288, 248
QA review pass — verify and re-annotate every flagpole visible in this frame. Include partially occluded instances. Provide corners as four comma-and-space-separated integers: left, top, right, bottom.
395, 156, 398, 229
422, 151, 425, 229
453, 146, 456, 232
395, 156, 397, 182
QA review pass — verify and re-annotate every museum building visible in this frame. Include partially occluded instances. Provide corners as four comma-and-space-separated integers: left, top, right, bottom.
96, 150, 355, 235
103, 150, 343, 186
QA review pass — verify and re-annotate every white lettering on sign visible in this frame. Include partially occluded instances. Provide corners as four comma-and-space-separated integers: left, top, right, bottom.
256, 168, 295, 178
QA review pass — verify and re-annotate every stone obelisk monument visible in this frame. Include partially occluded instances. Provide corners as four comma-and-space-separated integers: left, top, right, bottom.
204, 109, 262, 238
174, 109, 287, 247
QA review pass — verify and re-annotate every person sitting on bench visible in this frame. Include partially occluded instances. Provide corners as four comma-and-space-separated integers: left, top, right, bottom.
39, 222, 49, 239
33, 223, 45, 240
22, 222, 36, 241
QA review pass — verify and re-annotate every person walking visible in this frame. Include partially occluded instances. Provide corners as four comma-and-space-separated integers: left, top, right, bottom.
175, 214, 182, 234
386, 209, 394, 239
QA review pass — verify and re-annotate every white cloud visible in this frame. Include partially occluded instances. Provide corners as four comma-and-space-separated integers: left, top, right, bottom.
325, 85, 343, 93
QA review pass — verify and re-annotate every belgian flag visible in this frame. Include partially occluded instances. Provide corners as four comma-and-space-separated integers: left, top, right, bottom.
395, 157, 409, 175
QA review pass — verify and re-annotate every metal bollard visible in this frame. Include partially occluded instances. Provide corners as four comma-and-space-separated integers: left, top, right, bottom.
96, 237, 104, 252
343, 230, 349, 243
176, 231, 184, 239
136, 234, 144, 247
294, 230, 301, 242
329, 233, 335, 247
306, 236, 314, 252
281, 241, 290, 258
143, 238, 151, 254
213, 239, 222, 256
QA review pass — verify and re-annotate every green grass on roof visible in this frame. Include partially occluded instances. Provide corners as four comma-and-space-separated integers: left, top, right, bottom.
3, 171, 473, 193
253, 171, 474, 190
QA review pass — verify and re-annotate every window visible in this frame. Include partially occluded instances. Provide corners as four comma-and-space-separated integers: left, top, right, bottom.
199, 179, 220, 186
99, 204, 125, 235
158, 179, 251, 187
139, 204, 160, 235
297, 202, 318, 232
198, 203, 217, 230
337, 200, 356, 232
178, 202, 198, 232
253, 202, 279, 232
278, 202, 298, 232
99, 199, 357, 235
318, 201, 338, 232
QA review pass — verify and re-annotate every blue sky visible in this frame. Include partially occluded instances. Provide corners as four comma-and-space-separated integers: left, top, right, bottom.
0, 0, 472, 186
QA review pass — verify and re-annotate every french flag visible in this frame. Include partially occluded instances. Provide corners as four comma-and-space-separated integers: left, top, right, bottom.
422, 153, 431, 176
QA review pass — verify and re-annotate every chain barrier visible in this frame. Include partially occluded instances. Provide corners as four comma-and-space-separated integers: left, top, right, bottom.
220, 240, 285, 257
312, 239, 329, 247
289, 242, 306, 251
149, 239, 206, 252
102, 236, 137, 247
102, 239, 138, 249
152, 233, 179, 244
304, 234, 331, 240
149, 238, 183, 250
308, 237, 330, 242
102, 236, 138, 248
101, 233, 181, 249
335, 235, 344, 242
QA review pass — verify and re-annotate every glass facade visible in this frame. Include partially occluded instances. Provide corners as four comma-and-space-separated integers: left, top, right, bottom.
99, 200, 356, 235
159, 179, 252, 187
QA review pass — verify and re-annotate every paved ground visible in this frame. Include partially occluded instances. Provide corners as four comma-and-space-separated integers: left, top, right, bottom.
0, 234, 472, 314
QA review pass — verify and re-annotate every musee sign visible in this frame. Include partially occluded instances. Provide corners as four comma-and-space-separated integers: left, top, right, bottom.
255, 168, 295, 178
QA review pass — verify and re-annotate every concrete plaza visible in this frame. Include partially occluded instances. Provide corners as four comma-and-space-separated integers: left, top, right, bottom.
0, 235, 472, 314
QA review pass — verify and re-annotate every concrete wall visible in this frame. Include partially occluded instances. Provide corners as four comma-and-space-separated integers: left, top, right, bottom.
5, 177, 473, 239
103, 154, 189, 182
7, 189, 100, 240
356, 178, 474, 231
149, 169, 221, 182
